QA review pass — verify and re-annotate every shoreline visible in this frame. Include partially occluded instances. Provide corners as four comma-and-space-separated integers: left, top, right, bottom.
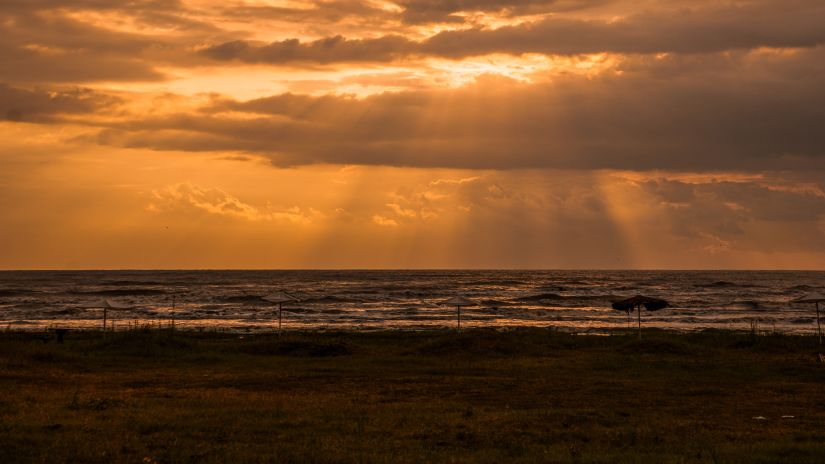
3, 324, 819, 337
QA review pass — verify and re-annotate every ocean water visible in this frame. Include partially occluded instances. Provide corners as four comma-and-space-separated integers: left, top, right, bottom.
0, 270, 823, 334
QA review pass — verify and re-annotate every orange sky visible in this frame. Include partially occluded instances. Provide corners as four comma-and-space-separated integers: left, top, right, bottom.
1, 1, 825, 269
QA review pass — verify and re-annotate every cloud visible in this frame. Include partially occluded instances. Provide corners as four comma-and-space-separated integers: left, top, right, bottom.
0, 84, 120, 122
392, 171, 825, 261
372, 214, 399, 226
5, 0, 825, 86
201, 1, 825, 64
200, 35, 416, 65
397, 0, 608, 25
0, 0, 207, 31
330, 170, 825, 267
148, 183, 321, 224
148, 183, 267, 220
0, 0, 224, 84
423, 1, 825, 56
386, 203, 419, 218
86, 46, 825, 171
635, 177, 825, 253
214, 0, 393, 26
429, 176, 483, 186
0, 6, 171, 84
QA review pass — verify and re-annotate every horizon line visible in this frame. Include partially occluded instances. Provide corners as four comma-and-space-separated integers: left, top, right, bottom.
1, 268, 824, 272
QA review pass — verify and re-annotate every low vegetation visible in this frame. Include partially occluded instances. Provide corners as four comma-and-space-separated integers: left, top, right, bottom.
0, 328, 823, 463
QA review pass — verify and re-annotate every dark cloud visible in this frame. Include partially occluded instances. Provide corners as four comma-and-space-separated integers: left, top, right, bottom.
397, 0, 609, 25
0, 7, 170, 84
3, 1, 824, 173
201, 35, 416, 64
216, 0, 392, 25
0, 0, 180, 9
5, 0, 824, 82
0, 46, 167, 84
204, 93, 350, 120
0, 0, 223, 84
203, 1, 825, 64
0, 0, 203, 30
86, 46, 825, 171
0, 84, 120, 123
424, 0, 825, 56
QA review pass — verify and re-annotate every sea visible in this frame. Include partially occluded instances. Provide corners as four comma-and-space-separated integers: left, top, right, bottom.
0, 270, 823, 334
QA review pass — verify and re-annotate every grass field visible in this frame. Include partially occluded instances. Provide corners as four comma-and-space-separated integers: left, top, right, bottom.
0, 328, 824, 463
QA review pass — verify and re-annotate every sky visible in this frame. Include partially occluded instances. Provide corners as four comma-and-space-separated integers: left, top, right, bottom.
1, 0, 824, 269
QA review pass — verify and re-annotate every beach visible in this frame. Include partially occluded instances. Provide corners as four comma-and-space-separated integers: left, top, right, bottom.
1, 328, 823, 463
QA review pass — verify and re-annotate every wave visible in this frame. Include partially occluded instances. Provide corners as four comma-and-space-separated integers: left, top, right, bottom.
219, 295, 265, 304
694, 281, 767, 289
786, 284, 820, 291
725, 300, 762, 310
515, 293, 566, 302
559, 279, 593, 285
100, 280, 167, 286
301, 295, 362, 304
0, 289, 29, 297
696, 281, 740, 288
479, 299, 514, 307
69, 288, 167, 296
463, 280, 527, 286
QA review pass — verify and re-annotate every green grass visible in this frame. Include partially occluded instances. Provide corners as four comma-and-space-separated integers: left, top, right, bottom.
0, 328, 824, 463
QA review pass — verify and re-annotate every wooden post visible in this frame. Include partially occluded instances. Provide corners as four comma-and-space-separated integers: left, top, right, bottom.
817, 302, 822, 346
457, 305, 461, 333
171, 293, 175, 331
278, 302, 283, 337
103, 307, 107, 337
637, 304, 642, 340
